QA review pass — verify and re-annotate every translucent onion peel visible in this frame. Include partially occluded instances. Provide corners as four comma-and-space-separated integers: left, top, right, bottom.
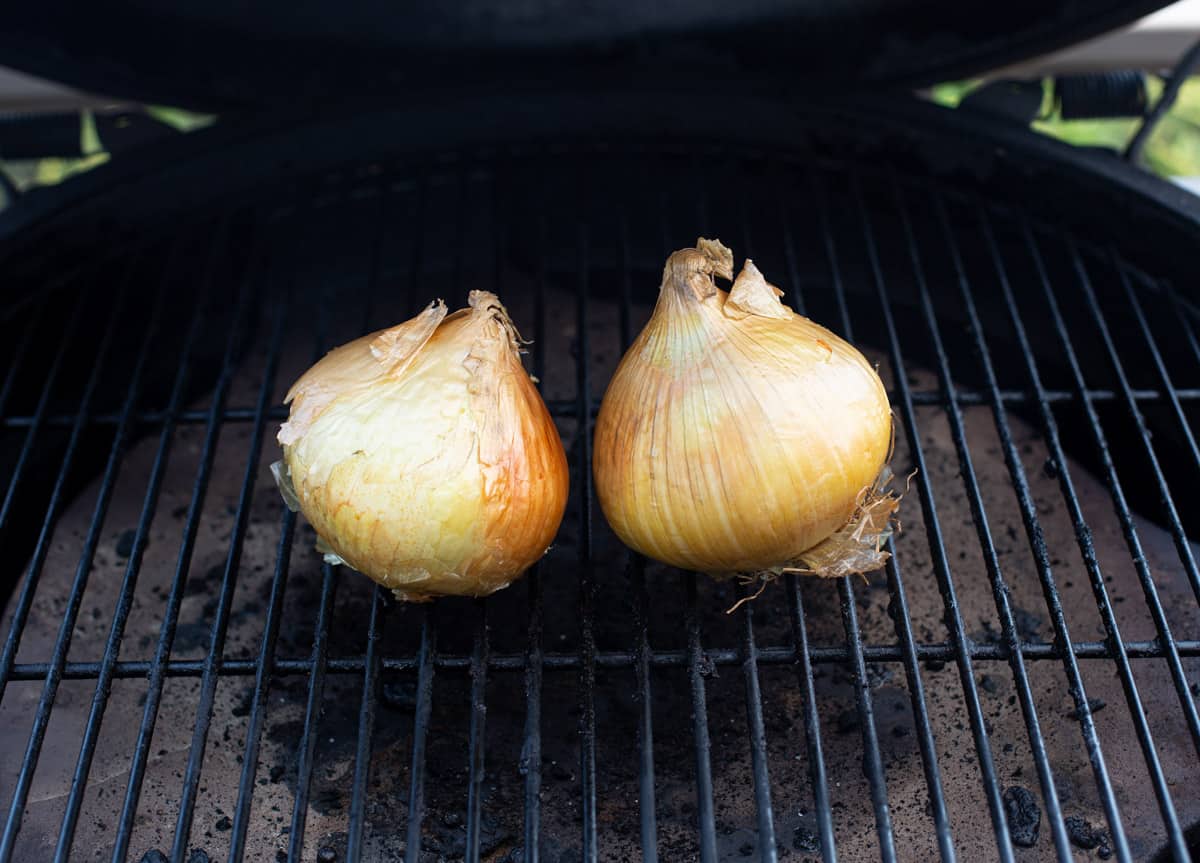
593, 238, 898, 580
274, 291, 569, 601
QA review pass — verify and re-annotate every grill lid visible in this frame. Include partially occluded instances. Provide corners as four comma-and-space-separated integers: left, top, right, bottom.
0, 0, 1172, 110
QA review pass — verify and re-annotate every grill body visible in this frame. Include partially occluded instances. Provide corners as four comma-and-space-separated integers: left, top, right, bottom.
0, 92, 1199, 863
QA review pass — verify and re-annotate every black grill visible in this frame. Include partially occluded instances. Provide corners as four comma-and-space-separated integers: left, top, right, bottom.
1, 109, 1199, 863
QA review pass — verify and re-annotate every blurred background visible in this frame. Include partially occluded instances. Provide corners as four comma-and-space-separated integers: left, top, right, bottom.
0, 0, 1198, 204
930, 0, 1200, 190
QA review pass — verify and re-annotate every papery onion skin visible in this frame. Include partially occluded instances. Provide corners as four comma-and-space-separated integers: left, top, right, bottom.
278, 291, 569, 601
593, 239, 892, 576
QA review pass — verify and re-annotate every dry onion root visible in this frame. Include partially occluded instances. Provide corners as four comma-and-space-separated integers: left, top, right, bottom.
273, 291, 569, 602
593, 238, 899, 593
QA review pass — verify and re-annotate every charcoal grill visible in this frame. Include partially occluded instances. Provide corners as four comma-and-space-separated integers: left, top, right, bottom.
2, 5, 1200, 863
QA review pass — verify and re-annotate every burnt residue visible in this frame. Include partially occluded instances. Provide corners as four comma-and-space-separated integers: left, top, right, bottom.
1065, 815, 1105, 850
115, 528, 139, 559
1003, 786, 1041, 848
1066, 697, 1108, 721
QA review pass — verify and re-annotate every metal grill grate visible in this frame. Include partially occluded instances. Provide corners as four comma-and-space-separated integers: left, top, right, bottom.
0, 139, 1199, 863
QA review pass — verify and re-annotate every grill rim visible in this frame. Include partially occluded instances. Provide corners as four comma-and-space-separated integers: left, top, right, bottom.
2, 87, 1199, 267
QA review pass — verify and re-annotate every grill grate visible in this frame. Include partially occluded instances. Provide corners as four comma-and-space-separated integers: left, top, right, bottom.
0, 141, 1199, 863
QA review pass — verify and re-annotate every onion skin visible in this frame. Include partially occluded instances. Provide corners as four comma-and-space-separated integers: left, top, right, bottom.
278, 291, 568, 601
593, 239, 892, 576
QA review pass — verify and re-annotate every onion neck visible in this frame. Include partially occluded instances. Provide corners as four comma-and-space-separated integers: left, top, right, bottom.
658, 237, 734, 309
644, 238, 737, 364
466, 289, 525, 355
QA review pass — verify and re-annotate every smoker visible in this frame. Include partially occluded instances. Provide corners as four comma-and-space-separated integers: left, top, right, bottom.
1, 2, 1199, 862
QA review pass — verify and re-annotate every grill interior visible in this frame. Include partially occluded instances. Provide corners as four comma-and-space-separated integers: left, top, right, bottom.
1, 119, 1199, 863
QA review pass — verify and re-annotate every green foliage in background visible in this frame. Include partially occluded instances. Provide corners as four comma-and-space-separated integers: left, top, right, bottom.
5, 84, 1200, 206
144, 105, 217, 132
930, 76, 1200, 177
2, 106, 215, 198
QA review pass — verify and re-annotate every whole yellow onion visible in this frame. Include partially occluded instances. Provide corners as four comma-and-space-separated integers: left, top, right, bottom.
273, 291, 569, 601
593, 239, 896, 579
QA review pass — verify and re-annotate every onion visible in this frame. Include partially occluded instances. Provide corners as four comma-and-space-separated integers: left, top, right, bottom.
593, 238, 898, 580
273, 291, 569, 601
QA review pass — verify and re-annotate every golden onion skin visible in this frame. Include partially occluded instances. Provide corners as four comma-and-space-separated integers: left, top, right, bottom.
279, 291, 568, 601
593, 240, 891, 575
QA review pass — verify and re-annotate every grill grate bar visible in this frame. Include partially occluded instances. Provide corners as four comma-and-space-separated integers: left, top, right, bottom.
817, 172, 896, 863
327, 185, 394, 863
1071, 250, 1200, 757
8, 636, 1197, 682
403, 607, 438, 863
54, 238, 218, 862
345, 585, 383, 863
214, 214, 312, 863
857, 177, 1007, 862
287, 178, 410, 862
837, 578, 896, 862
734, 173, 780, 863
0, 257, 99, 325
680, 172, 720, 863
0, 299, 42, 417
1123, 267, 1200, 597
785, 578, 837, 862
686, 160, 720, 863
1166, 275, 1200, 381
980, 210, 1133, 861
631, 562, 658, 862
683, 574, 719, 863
0, 303, 87, 546
522, 568, 545, 863
778, 184, 837, 863
0, 260, 160, 863
286, 563, 339, 863
933, 196, 1075, 862
464, 601, 491, 862
1018, 226, 1185, 858
618, 212, 659, 863
110, 232, 262, 862
1120, 265, 1200, 489
775, 176, 804, 322
575, 217, 600, 863
169, 294, 289, 861
522, 198, 550, 863
0, 290, 101, 701
462, 174, 509, 863
736, 592, 779, 863
0, 298, 91, 698
894, 180, 1033, 859
228, 507, 297, 862
398, 178, 437, 863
